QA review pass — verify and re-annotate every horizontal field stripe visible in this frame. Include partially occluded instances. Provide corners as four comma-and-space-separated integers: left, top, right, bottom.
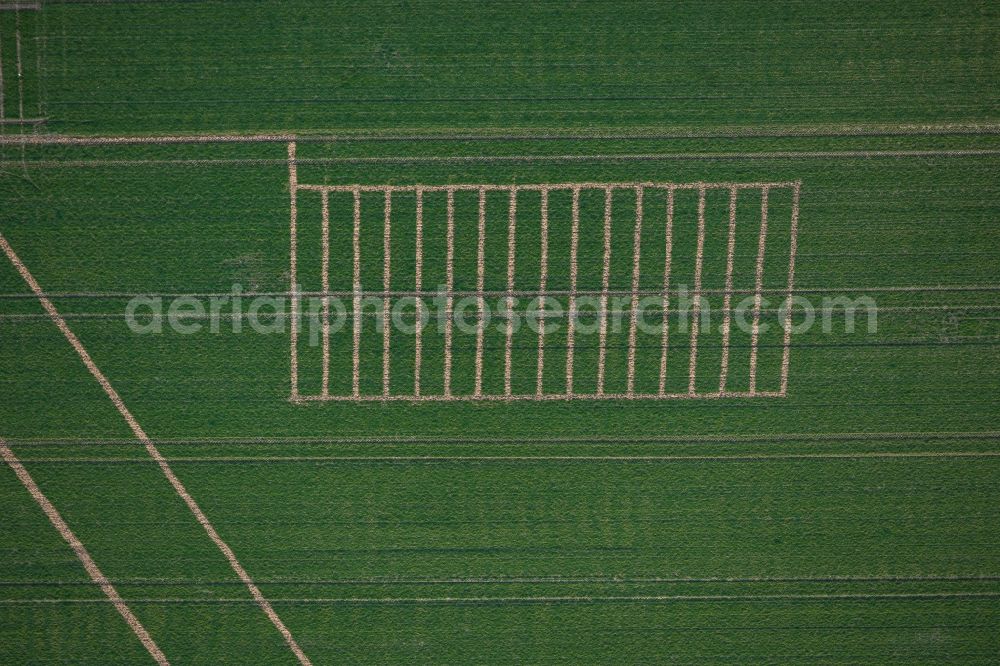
3, 592, 999, 605
297, 180, 796, 192
0, 118, 46, 126
2, 123, 1000, 145
3, 284, 997, 300
8, 452, 1000, 464
2, 574, 998, 587
3, 148, 1000, 169
0, 340, 993, 369
1, 304, 997, 323
7, 431, 999, 447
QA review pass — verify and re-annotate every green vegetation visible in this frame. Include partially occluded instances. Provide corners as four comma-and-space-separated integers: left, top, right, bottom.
1, 1, 999, 663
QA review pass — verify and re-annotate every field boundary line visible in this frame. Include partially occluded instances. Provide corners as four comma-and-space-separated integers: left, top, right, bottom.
293, 388, 986, 402
0, 439, 168, 664
0, 233, 313, 666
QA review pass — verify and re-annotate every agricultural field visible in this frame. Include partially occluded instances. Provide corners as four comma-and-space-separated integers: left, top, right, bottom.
1, 1, 999, 663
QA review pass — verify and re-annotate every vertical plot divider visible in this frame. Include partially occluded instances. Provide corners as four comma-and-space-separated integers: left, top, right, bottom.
688, 186, 707, 395
565, 187, 581, 396
287, 142, 299, 400
504, 188, 518, 396
0, 19, 5, 121
717, 187, 738, 394
536, 187, 550, 396
626, 185, 644, 395
780, 182, 801, 396
382, 190, 392, 398
320, 190, 330, 397
596, 187, 613, 395
474, 188, 487, 397
443, 189, 455, 397
351, 188, 361, 398
748, 186, 770, 395
414, 187, 424, 397
658, 186, 675, 396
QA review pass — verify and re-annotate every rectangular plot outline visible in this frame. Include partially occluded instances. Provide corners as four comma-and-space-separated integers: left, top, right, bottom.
288, 143, 800, 403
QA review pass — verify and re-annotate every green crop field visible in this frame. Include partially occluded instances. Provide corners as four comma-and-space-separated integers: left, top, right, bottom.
1, 1, 999, 663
